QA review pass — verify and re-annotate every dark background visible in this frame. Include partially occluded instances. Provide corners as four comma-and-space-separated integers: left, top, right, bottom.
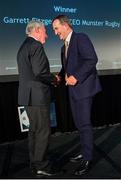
0, 0, 121, 143
0, 0, 121, 75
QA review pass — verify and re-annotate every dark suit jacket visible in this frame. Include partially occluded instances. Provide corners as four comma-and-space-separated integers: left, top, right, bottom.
17, 37, 55, 106
59, 32, 102, 100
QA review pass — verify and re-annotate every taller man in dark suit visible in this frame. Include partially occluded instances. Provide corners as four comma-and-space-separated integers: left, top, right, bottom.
17, 20, 57, 177
52, 15, 102, 175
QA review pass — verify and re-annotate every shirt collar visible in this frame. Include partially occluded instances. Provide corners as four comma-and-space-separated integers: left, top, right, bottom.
28, 35, 38, 41
65, 31, 73, 45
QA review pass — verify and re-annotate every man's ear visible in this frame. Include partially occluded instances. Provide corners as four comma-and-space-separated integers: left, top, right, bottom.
35, 27, 40, 33
63, 22, 68, 30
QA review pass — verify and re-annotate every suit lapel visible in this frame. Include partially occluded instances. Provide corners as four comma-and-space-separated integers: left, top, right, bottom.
61, 45, 67, 69
67, 32, 75, 58
61, 32, 76, 70
65, 32, 75, 68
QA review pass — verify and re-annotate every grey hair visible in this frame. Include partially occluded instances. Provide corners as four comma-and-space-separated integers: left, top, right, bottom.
25, 20, 44, 35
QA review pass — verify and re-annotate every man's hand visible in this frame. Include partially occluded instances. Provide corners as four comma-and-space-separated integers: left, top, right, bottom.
52, 74, 61, 87
56, 74, 61, 82
65, 75, 78, 86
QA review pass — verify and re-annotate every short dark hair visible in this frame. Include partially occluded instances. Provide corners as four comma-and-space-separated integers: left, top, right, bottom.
52, 15, 72, 28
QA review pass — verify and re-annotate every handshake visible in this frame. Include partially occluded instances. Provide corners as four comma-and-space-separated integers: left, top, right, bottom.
52, 74, 78, 87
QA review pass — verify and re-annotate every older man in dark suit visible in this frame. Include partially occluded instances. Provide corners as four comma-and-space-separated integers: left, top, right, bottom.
52, 15, 102, 176
17, 20, 57, 177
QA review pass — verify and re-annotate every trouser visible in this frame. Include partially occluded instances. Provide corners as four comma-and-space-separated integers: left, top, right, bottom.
25, 105, 51, 169
69, 96, 93, 161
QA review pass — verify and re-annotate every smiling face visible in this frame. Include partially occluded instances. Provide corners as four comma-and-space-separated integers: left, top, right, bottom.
38, 25, 48, 44
52, 19, 70, 41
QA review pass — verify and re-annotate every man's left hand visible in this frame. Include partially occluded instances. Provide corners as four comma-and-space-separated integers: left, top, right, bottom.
66, 75, 78, 86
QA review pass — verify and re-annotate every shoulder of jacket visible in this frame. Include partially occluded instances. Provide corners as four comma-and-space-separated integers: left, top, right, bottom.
27, 37, 42, 46
76, 32, 88, 37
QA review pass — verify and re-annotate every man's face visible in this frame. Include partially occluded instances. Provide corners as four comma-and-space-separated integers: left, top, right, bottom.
52, 19, 67, 41
38, 25, 48, 44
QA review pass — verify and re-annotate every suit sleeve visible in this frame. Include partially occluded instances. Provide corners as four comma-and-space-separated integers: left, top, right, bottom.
73, 34, 98, 83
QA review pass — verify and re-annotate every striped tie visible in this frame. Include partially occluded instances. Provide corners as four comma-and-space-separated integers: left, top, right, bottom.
65, 41, 68, 59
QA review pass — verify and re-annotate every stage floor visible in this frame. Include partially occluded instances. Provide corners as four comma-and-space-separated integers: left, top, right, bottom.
0, 124, 121, 179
